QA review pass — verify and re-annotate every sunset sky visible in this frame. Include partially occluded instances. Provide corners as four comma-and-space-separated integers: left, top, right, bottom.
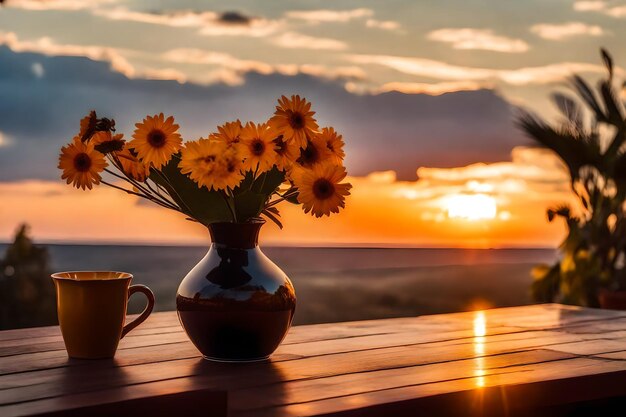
0, 0, 623, 247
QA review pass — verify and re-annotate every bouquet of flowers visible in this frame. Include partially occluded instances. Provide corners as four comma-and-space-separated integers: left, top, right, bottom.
58, 95, 352, 227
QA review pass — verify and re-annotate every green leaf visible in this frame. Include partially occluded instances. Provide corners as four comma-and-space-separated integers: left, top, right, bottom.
262, 208, 283, 229
233, 190, 266, 221
257, 167, 286, 195
149, 155, 233, 226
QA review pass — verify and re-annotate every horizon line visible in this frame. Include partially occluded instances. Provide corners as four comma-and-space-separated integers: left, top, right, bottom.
0, 239, 557, 250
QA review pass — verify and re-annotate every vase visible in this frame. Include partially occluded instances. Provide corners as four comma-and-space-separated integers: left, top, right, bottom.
176, 220, 296, 362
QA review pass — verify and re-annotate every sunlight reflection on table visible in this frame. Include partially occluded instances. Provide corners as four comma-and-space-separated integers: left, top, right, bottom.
473, 311, 486, 388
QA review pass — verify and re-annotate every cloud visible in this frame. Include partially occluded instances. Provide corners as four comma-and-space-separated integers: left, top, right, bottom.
162, 48, 365, 84
350, 54, 605, 85
217, 11, 251, 25
4, 0, 114, 10
365, 19, 401, 31
162, 48, 274, 75
498, 62, 604, 84
285, 8, 373, 23
362, 80, 488, 96
94, 7, 283, 37
199, 17, 283, 37
530, 22, 604, 40
350, 54, 495, 80
93, 8, 219, 27
427, 28, 529, 53
284, 8, 400, 32
0, 31, 136, 77
0, 46, 526, 182
418, 147, 567, 185
574, 1, 608, 12
0, 131, 10, 147
139, 67, 187, 83
271, 32, 348, 50
574, 1, 626, 17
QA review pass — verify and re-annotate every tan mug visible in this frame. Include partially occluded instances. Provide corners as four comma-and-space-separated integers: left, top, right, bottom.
52, 271, 155, 359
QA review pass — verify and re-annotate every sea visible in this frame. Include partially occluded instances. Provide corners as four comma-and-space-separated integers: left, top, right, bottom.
1, 244, 557, 325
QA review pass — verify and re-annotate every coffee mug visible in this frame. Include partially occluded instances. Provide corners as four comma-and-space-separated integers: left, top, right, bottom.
52, 271, 155, 359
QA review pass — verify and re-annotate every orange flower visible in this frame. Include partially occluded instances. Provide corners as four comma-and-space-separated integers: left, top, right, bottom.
58, 137, 108, 190
273, 134, 300, 171
214, 120, 243, 144
78, 110, 97, 141
179, 138, 244, 191
91, 131, 125, 154
269, 95, 318, 149
287, 133, 331, 183
293, 163, 352, 217
318, 127, 345, 164
116, 148, 150, 182
240, 122, 278, 174
128, 113, 182, 169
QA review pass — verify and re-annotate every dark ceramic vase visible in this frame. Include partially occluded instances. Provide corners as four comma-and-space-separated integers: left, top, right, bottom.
176, 221, 296, 362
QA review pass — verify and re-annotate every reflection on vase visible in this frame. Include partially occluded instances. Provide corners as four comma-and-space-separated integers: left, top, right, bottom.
177, 221, 296, 362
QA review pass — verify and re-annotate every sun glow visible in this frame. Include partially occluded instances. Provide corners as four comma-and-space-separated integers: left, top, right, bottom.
445, 193, 497, 221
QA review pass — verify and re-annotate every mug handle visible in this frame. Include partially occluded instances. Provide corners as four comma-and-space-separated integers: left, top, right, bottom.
121, 284, 155, 338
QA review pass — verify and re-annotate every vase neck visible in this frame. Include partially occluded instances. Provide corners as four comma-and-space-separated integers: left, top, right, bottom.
208, 222, 263, 249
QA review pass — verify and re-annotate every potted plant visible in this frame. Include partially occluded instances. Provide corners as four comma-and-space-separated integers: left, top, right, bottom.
57, 95, 352, 360
518, 49, 626, 309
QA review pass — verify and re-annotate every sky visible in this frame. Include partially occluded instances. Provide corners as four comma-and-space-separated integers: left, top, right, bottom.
0, 0, 623, 247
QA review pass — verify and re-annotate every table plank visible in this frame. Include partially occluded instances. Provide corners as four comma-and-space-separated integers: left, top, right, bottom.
3, 304, 626, 417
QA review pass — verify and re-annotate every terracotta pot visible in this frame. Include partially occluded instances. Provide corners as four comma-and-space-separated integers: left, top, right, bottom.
176, 221, 296, 362
598, 289, 626, 310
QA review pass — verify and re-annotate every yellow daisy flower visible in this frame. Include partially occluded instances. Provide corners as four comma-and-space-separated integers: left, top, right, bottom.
215, 120, 243, 144
294, 133, 331, 169
240, 122, 278, 174
319, 127, 345, 164
78, 110, 97, 141
269, 95, 319, 149
91, 131, 125, 154
116, 148, 150, 182
294, 163, 352, 218
179, 138, 244, 191
273, 134, 300, 171
58, 136, 108, 190
128, 113, 182, 169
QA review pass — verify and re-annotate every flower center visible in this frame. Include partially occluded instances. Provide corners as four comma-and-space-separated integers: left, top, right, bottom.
251, 139, 265, 156
299, 141, 319, 166
73, 153, 92, 172
202, 155, 216, 164
147, 129, 167, 148
312, 178, 335, 200
289, 112, 305, 129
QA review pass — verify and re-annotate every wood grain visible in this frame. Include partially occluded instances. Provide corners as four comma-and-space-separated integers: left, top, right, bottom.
2, 304, 626, 416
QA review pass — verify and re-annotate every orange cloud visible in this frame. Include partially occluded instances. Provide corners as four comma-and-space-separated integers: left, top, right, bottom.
350, 53, 608, 85
427, 28, 529, 53
0, 147, 574, 248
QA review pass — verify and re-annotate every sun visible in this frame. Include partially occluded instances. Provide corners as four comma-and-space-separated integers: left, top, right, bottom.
445, 194, 497, 221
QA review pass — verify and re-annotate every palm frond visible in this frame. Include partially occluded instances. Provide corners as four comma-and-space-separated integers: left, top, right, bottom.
599, 79, 624, 127
551, 92, 583, 130
570, 75, 608, 123
516, 110, 598, 179
601, 48, 614, 80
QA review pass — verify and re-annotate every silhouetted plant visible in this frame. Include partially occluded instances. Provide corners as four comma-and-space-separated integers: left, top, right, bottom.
518, 49, 626, 307
0, 224, 57, 329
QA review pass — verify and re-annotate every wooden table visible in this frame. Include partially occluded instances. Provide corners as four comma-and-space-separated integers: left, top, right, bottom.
3, 304, 626, 416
